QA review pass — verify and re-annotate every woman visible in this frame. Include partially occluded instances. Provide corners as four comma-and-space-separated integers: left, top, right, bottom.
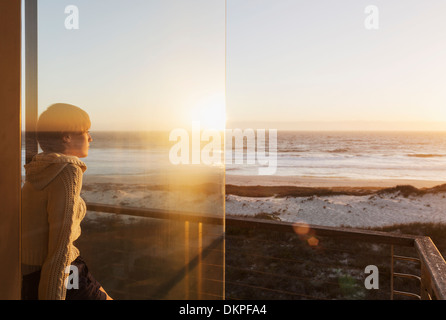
21, 103, 112, 300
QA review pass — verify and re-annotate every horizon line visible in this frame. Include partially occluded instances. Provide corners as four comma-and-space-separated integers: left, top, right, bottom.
21, 120, 446, 132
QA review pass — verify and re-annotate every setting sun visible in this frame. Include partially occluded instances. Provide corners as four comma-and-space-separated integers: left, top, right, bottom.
191, 93, 226, 131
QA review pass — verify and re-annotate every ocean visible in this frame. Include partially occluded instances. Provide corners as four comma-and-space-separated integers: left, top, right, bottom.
22, 131, 446, 182
244, 131, 446, 181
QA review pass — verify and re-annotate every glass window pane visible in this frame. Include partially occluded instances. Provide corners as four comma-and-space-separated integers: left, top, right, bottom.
22, 0, 225, 300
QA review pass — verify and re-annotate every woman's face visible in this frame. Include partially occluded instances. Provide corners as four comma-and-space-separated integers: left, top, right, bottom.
63, 130, 93, 158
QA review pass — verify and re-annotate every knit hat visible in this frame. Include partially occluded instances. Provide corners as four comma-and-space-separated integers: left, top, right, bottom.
37, 103, 91, 133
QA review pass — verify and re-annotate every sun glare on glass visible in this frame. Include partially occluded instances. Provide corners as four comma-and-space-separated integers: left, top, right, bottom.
192, 93, 226, 131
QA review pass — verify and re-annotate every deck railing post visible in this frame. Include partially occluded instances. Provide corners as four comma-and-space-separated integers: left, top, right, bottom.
198, 222, 203, 300
415, 237, 446, 300
390, 245, 394, 300
420, 261, 432, 300
184, 221, 190, 299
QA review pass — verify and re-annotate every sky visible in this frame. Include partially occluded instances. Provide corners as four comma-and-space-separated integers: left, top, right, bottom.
35, 0, 446, 131
36, 0, 225, 131
226, 0, 446, 130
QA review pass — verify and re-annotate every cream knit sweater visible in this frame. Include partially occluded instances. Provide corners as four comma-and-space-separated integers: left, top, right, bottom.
21, 152, 87, 300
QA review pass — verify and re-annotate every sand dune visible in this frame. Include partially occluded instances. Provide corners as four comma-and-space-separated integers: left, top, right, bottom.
81, 174, 446, 229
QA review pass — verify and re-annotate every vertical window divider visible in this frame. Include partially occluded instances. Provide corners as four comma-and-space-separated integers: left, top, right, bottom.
25, 0, 38, 164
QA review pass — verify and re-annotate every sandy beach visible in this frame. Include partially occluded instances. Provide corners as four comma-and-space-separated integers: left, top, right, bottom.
81, 173, 446, 230
225, 175, 446, 228
226, 174, 445, 189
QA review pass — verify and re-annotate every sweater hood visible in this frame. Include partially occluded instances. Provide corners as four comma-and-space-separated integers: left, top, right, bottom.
24, 152, 87, 190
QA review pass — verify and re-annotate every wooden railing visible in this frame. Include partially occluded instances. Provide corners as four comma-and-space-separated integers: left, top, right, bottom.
86, 202, 446, 300
226, 216, 446, 300
415, 237, 446, 299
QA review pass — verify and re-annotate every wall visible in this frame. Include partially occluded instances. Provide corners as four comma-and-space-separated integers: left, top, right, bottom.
0, 0, 22, 300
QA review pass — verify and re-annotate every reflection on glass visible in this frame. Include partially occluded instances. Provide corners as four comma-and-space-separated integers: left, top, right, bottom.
21, 104, 112, 300
22, 0, 225, 300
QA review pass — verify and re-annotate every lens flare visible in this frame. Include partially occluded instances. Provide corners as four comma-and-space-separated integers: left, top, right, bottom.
293, 221, 320, 248
307, 236, 319, 247
293, 222, 310, 235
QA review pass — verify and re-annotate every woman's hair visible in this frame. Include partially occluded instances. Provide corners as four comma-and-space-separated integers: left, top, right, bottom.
36, 103, 91, 153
